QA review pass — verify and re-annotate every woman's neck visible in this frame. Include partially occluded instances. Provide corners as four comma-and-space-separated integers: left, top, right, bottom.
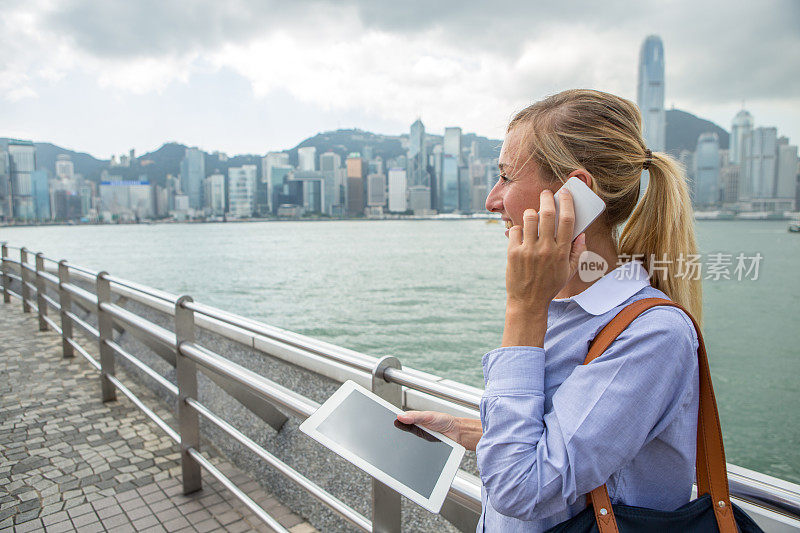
557, 227, 620, 299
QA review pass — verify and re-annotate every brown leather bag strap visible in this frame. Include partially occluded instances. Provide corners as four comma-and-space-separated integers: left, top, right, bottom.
583, 298, 737, 533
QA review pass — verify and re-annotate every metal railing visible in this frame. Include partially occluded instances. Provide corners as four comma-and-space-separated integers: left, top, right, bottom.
1, 240, 799, 533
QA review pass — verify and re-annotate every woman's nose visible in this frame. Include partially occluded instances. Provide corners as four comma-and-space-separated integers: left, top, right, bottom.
485, 180, 503, 213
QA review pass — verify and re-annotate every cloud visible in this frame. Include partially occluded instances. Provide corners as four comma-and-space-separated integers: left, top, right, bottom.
2, 0, 799, 147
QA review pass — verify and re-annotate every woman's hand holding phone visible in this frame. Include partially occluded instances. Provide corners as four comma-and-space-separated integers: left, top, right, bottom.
503, 188, 587, 347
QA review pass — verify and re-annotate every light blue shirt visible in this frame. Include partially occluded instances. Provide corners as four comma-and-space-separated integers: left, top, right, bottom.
476, 261, 700, 532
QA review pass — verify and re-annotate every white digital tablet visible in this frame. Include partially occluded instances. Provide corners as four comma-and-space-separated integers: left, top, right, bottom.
298, 380, 465, 514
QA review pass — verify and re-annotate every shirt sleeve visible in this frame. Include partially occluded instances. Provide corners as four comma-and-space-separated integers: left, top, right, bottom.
476, 306, 699, 521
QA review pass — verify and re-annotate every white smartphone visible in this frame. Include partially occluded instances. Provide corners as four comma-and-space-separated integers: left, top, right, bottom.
550, 176, 606, 241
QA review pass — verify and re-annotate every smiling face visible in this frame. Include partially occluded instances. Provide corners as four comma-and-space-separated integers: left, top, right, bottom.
485, 126, 558, 233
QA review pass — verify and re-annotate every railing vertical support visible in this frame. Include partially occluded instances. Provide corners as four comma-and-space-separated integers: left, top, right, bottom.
35, 253, 47, 331
1, 243, 9, 303
371, 355, 403, 533
20, 247, 30, 313
96, 271, 117, 402
58, 260, 74, 358
175, 295, 202, 494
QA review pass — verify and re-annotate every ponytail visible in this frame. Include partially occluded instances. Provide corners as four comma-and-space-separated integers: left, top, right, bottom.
619, 153, 702, 324
509, 90, 703, 325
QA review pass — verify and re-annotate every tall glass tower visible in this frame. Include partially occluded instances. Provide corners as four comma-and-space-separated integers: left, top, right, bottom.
730, 109, 754, 165
694, 132, 720, 206
637, 35, 666, 152
637, 35, 665, 194
408, 119, 427, 187
440, 127, 462, 212
180, 148, 205, 210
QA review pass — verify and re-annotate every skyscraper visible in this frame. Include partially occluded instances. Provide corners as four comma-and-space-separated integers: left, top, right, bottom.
440, 128, 462, 212
0, 150, 10, 221
6, 139, 36, 221
55, 154, 74, 181
298, 147, 317, 171
637, 35, 665, 193
180, 148, 205, 210
408, 119, 428, 188
730, 110, 754, 165
204, 173, 226, 216
319, 151, 342, 216
776, 140, 799, 201
345, 153, 365, 216
262, 152, 290, 214
367, 173, 386, 207
693, 132, 720, 206
742, 127, 778, 199
227, 165, 257, 217
388, 168, 407, 212
31, 169, 50, 220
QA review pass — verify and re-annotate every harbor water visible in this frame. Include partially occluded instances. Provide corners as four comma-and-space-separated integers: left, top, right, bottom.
2, 219, 798, 484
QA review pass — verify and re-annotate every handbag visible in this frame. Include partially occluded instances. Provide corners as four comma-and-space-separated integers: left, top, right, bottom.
546, 297, 764, 532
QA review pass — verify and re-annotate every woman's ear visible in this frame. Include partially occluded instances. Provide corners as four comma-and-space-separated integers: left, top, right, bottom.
566, 169, 593, 190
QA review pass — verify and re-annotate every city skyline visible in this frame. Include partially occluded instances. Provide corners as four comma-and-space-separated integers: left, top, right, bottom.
3, 96, 797, 225
2, 1, 799, 158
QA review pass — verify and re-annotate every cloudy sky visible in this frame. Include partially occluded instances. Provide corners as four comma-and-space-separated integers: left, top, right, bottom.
2, 0, 799, 159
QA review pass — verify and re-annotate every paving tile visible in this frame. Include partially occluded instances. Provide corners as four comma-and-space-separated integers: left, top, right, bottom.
194, 517, 221, 533
95, 502, 121, 518
125, 504, 151, 522
70, 511, 99, 529
67, 502, 94, 519
44, 519, 76, 533
42, 510, 69, 527
90, 496, 116, 511
14, 518, 43, 533
121, 497, 147, 512
215, 510, 242, 526
185, 509, 212, 524
80, 521, 105, 533
162, 515, 191, 530
99, 511, 131, 529
226, 520, 255, 533
131, 513, 158, 530
148, 499, 174, 514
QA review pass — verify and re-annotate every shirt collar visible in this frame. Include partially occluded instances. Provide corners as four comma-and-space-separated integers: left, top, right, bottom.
557, 260, 651, 316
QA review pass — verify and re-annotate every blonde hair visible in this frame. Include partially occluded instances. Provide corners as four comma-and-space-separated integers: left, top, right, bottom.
508, 89, 702, 324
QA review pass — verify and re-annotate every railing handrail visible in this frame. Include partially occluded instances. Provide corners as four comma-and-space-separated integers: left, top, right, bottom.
1, 247, 799, 532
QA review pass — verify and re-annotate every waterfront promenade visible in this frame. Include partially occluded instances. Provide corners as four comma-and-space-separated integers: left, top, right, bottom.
0, 304, 316, 532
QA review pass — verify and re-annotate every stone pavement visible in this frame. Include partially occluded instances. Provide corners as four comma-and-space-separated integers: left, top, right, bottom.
0, 301, 317, 532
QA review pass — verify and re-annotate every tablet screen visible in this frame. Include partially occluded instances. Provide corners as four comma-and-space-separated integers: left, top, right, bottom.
316, 388, 453, 498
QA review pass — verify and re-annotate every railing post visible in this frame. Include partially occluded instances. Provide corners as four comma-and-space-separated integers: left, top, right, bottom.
35, 253, 47, 331
175, 295, 202, 494
58, 260, 74, 358
1, 243, 9, 303
371, 355, 403, 533
96, 271, 117, 402
20, 247, 30, 313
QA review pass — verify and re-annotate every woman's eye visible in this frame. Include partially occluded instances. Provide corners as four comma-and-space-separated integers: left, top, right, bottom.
499, 174, 510, 182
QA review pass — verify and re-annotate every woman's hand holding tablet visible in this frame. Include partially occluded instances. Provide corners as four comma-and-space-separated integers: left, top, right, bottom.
298, 380, 465, 514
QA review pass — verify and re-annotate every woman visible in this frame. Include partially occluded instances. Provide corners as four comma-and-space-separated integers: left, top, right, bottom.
397, 89, 702, 531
